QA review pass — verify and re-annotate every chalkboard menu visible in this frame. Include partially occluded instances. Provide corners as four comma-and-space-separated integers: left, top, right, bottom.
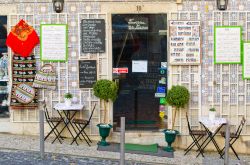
169, 21, 201, 65
79, 60, 97, 88
81, 19, 105, 53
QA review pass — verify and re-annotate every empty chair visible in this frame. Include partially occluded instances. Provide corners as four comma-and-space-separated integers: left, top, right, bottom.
41, 100, 63, 144
220, 117, 246, 160
185, 112, 207, 157
71, 104, 97, 146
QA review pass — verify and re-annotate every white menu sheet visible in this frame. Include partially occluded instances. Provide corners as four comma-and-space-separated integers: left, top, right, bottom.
132, 60, 148, 73
169, 21, 201, 65
244, 43, 250, 79
215, 27, 241, 63
41, 24, 67, 61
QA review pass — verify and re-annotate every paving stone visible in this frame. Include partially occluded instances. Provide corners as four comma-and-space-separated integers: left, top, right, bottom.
0, 133, 249, 165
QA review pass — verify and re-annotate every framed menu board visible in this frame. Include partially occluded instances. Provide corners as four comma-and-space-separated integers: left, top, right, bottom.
169, 21, 201, 65
78, 60, 97, 88
81, 19, 105, 53
40, 24, 68, 62
214, 26, 242, 64
243, 42, 250, 79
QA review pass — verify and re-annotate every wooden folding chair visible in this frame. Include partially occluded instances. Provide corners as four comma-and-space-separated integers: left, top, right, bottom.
220, 117, 246, 160
71, 104, 97, 146
184, 112, 207, 157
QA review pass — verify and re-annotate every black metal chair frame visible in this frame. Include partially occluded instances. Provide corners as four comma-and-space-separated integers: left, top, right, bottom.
42, 101, 63, 144
184, 112, 207, 157
221, 117, 246, 160
53, 109, 80, 144
198, 122, 225, 159
71, 104, 96, 146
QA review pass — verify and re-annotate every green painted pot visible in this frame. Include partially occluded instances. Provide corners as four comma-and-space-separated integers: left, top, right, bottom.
97, 123, 112, 146
163, 129, 179, 152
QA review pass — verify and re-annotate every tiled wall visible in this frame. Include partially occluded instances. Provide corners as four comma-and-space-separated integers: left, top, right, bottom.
4, 0, 250, 135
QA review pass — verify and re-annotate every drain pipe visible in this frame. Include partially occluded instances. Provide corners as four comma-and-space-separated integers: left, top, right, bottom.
39, 110, 45, 159
224, 121, 230, 165
120, 117, 125, 165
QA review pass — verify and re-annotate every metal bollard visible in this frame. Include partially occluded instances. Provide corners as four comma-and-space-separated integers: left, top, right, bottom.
120, 117, 125, 165
224, 121, 230, 165
39, 110, 45, 159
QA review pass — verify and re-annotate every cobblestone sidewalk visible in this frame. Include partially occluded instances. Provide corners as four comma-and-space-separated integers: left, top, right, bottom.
0, 133, 249, 165
0, 149, 147, 165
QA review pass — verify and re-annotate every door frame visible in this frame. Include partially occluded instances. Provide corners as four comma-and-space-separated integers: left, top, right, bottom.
107, 11, 171, 127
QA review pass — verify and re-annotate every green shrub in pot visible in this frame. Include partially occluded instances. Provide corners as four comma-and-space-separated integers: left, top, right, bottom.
163, 85, 190, 152
93, 79, 118, 146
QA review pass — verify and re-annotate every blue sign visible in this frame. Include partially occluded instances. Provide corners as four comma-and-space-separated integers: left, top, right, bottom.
157, 87, 166, 93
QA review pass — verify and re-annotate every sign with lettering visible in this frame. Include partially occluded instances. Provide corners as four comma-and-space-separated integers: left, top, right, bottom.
243, 42, 250, 79
169, 21, 201, 65
128, 17, 148, 30
40, 24, 68, 62
155, 93, 166, 98
78, 60, 97, 88
81, 19, 105, 53
214, 26, 242, 64
113, 68, 128, 73
157, 87, 166, 93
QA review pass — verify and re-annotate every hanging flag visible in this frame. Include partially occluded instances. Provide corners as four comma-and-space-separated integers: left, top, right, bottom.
6, 19, 39, 57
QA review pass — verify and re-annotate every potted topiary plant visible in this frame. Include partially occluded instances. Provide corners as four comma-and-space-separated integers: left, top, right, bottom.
64, 92, 73, 107
93, 79, 118, 146
209, 108, 216, 120
164, 85, 190, 152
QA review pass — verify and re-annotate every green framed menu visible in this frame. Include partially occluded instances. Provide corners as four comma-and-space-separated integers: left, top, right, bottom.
214, 26, 242, 64
243, 42, 250, 79
40, 24, 68, 62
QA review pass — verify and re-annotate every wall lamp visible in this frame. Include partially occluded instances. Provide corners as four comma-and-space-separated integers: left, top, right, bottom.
53, 0, 64, 13
217, 0, 228, 10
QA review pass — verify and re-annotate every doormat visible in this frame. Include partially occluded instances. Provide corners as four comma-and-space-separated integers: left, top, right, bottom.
97, 143, 174, 158
125, 143, 158, 153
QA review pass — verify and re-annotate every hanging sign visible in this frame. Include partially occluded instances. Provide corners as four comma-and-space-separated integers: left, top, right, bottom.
40, 24, 68, 62
169, 21, 201, 65
113, 68, 128, 73
243, 42, 250, 79
81, 19, 105, 53
214, 26, 242, 64
78, 60, 97, 88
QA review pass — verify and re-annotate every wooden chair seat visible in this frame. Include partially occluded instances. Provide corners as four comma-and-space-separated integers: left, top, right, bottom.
191, 130, 207, 136
72, 118, 88, 124
48, 117, 63, 122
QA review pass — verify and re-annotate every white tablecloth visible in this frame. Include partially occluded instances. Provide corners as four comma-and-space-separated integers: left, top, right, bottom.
199, 117, 227, 133
53, 103, 84, 111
